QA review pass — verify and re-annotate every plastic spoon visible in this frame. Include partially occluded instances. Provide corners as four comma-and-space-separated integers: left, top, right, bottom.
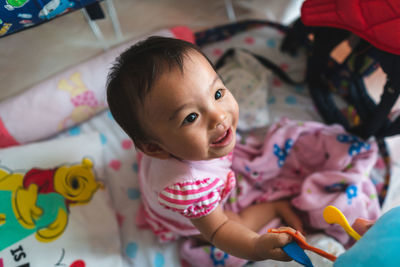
323, 205, 361, 241
283, 241, 314, 267
268, 229, 337, 261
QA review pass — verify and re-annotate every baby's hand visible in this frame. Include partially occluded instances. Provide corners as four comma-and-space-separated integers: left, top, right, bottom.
255, 226, 301, 261
352, 218, 375, 236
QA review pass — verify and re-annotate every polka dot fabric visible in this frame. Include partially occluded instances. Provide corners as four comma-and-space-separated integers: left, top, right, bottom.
202, 24, 322, 124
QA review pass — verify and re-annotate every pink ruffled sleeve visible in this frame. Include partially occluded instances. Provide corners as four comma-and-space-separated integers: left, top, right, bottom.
158, 177, 224, 219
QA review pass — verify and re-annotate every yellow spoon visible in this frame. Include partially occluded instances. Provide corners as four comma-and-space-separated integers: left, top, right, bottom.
323, 205, 361, 241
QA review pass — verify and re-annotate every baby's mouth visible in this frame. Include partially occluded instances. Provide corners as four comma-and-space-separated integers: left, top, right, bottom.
210, 128, 233, 147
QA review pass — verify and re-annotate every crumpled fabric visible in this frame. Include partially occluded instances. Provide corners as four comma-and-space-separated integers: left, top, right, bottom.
230, 118, 380, 245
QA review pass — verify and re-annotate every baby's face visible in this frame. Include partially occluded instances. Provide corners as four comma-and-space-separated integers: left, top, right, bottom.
140, 50, 239, 161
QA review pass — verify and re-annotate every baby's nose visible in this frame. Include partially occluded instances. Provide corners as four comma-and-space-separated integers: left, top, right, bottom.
210, 108, 227, 128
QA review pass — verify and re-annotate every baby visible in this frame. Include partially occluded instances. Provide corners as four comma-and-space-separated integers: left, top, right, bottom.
106, 36, 304, 262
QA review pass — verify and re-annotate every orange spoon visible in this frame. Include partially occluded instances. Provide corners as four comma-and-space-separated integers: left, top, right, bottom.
268, 229, 337, 262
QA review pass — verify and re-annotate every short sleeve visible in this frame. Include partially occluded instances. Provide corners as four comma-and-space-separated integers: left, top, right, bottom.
158, 177, 224, 219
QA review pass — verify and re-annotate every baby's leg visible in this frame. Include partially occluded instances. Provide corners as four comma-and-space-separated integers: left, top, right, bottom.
228, 200, 304, 233
229, 202, 277, 232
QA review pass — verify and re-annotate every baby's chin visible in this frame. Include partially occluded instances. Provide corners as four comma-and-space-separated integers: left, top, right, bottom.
174, 147, 235, 162
207, 139, 236, 160
171, 135, 237, 161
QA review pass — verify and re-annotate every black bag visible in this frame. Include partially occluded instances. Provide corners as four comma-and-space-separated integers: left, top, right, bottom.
281, 18, 400, 140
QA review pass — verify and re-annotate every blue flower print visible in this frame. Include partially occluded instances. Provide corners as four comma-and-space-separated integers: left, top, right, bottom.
337, 134, 371, 156
346, 184, 358, 205
273, 139, 294, 167
210, 246, 229, 266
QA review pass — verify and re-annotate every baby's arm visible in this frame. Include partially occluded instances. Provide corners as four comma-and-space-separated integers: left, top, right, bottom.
191, 202, 303, 261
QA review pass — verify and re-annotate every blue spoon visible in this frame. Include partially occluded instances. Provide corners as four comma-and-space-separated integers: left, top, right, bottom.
282, 241, 314, 267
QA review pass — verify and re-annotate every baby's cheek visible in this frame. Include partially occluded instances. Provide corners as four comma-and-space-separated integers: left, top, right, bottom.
186, 135, 207, 155
230, 98, 240, 126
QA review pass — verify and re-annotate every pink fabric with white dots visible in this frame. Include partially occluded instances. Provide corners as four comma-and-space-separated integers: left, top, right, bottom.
232, 118, 380, 244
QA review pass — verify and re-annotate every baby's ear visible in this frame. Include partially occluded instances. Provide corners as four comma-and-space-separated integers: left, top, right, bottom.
138, 142, 171, 160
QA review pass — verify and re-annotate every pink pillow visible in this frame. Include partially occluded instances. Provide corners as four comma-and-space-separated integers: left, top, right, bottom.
0, 26, 194, 148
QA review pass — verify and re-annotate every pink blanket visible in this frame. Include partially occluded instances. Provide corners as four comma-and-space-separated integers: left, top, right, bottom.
229, 118, 380, 244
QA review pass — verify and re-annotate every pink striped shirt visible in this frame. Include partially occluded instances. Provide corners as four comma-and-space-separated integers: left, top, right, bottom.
137, 152, 236, 242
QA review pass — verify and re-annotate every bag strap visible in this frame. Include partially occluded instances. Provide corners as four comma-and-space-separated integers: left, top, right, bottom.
349, 51, 400, 138
215, 48, 304, 86
195, 19, 288, 47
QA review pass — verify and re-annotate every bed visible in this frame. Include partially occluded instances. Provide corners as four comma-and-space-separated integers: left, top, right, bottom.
1, 18, 399, 267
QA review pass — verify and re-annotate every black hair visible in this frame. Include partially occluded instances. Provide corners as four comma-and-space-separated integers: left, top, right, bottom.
106, 36, 213, 146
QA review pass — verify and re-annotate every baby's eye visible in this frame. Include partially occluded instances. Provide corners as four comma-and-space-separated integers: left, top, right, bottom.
182, 113, 198, 125
215, 89, 223, 100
